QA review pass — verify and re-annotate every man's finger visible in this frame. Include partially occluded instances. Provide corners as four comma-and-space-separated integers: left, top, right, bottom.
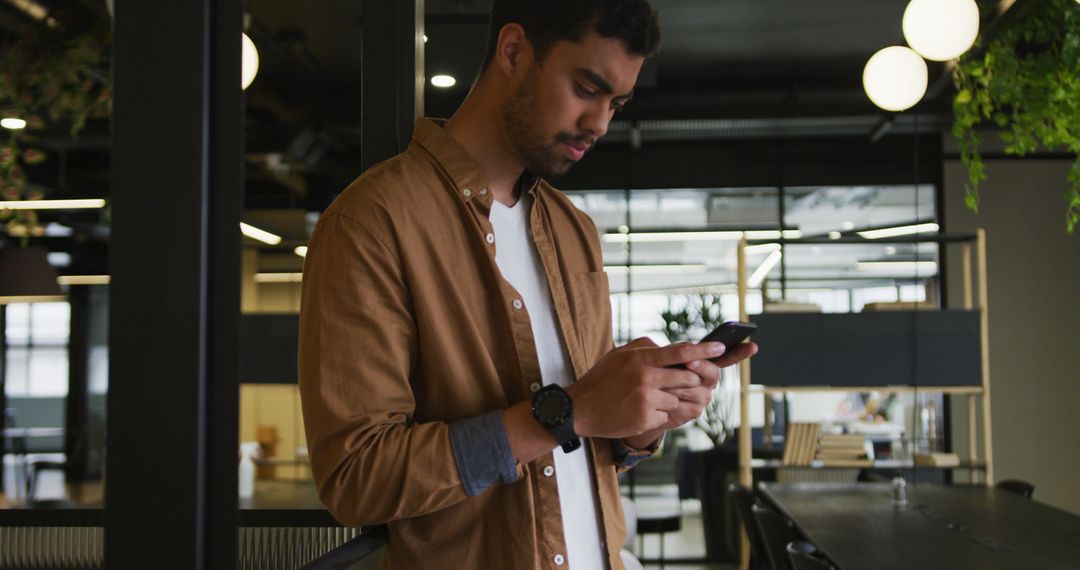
708, 342, 758, 368
646, 342, 726, 367
623, 337, 658, 350
650, 389, 681, 413
650, 367, 703, 390
686, 359, 722, 387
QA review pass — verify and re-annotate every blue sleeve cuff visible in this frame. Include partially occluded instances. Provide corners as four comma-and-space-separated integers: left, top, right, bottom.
612, 433, 665, 472
449, 410, 521, 496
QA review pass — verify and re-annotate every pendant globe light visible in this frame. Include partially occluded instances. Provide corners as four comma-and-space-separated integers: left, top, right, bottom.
242, 33, 259, 90
902, 0, 981, 61
863, 46, 928, 112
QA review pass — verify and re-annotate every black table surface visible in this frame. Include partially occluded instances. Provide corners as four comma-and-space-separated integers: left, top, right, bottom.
759, 482, 1080, 570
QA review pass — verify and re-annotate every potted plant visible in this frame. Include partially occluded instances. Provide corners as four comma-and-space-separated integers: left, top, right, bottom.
952, 0, 1080, 233
659, 293, 743, 561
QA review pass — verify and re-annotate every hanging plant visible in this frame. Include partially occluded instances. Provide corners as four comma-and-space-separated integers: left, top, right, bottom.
0, 22, 112, 239
952, 0, 1080, 234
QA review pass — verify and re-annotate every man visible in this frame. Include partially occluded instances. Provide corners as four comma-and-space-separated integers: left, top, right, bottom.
298, 1, 757, 568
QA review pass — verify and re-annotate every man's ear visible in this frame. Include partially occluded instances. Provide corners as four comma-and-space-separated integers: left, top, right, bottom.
494, 23, 532, 78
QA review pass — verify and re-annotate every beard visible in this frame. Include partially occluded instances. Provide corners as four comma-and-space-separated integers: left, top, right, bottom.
501, 66, 593, 179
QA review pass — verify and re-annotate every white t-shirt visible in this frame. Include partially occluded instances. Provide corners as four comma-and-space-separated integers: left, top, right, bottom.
490, 192, 607, 570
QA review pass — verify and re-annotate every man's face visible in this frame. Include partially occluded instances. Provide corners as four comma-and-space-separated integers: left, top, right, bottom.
501, 32, 644, 179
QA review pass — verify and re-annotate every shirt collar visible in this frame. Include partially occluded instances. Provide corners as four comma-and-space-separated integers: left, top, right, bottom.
411, 118, 542, 204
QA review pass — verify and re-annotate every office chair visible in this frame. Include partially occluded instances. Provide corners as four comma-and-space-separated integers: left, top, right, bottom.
786, 541, 834, 570
728, 484, 771, 570
752, 504, 799, 570
996, 479, 1035, 499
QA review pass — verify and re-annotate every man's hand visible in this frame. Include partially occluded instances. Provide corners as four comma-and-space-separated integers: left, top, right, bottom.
566, 337, 728, 440
621, 338, 759, 450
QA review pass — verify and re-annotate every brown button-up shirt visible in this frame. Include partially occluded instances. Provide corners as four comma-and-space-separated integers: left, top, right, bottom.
299, 118, 651, 569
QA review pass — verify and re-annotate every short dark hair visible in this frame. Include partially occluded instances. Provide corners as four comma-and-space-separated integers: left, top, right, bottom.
482, 0, 661, 71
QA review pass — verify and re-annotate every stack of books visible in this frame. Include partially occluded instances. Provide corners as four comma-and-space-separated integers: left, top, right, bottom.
782, 423, 822, 466
816, 433, 872, 467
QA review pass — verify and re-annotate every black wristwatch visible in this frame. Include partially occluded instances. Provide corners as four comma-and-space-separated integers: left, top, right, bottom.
531, 384, 582, 453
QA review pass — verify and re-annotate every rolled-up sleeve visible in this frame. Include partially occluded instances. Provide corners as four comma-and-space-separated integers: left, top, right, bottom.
299, 212, 478, 527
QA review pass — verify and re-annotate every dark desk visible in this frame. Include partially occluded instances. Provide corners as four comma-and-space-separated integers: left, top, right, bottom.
759, 482, 1080, 570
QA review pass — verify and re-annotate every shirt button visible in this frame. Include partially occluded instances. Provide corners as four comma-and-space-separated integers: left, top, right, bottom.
543, 465, 555, 477
530, 382, 541, 392
479, 188, 488, 195
462, 188, 472, 197
485, 233, 495, 244
553, 554, 565, 566
512, 299, 523, 310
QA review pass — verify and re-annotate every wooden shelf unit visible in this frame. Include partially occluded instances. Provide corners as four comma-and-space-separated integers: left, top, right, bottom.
735, 229, 994, 489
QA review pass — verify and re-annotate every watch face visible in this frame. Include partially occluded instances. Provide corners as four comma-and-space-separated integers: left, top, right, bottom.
534, 389, 572, 427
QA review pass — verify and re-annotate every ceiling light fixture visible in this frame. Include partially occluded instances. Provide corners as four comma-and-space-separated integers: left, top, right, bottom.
254, 272, 303, 283
239, 222, 281, 245
431, 75, 456, 88
902, 0, 980, 61
602, 229, 801, 244
748, 251, 782, 288
58, 275, 111, 286
857, 222, 939, 239
856, 261, 938, 272
0, 199, 105, 210
0, 246, 64, 304
602, 264, 708, 275
1, 118, 27, 130
242, 33, 259, 90
744, 243, 782, 256
294, 246, 308, 257
863, 46, 928, 112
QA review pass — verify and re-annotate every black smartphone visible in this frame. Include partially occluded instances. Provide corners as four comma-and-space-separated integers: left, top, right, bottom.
700, 321, 757, 352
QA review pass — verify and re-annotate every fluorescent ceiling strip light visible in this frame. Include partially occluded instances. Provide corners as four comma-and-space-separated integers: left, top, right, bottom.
857, 222, 939, 239
57, 275, 111, 286
1, 118, 27, 130
9, 0, 47, 21
254, 272, 303, 283
0, 199, 105, 210
856, 261, 938, 272
0, 295, 67, 304
603, 264, 708, 275
747, 251, 782, 288
239, 222, 282, 245
745, 243, 782, 256
294, 246, 308, 257
603, 229, 801, 244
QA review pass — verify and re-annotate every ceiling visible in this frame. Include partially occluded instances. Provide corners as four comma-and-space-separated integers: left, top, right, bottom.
0, 0, 1003, 276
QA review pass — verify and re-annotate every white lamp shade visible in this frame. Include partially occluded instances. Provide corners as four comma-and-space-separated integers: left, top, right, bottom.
863, 46, 928, 112
903, 0, 980, 61
242, 33, 259, 90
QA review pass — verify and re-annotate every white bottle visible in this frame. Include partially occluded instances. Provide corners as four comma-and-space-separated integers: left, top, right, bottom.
238, 442, 259, 499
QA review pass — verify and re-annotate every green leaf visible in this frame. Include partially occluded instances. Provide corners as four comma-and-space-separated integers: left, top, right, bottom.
956, 89, 972, 104
964, 192, 979, 212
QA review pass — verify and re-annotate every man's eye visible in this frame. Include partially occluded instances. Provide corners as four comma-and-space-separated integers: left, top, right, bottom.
574, 83, 597, 98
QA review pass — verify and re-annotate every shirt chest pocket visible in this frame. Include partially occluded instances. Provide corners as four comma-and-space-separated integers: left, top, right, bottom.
567, 271, 614, 370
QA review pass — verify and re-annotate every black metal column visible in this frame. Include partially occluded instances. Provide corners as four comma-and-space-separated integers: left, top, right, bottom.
361, 0, 424, 170
106, 0, 242, 567
0, 305, 6, 463
65, 286, 90, 484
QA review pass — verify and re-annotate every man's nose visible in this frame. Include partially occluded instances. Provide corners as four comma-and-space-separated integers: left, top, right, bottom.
579, 105, 610, 140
